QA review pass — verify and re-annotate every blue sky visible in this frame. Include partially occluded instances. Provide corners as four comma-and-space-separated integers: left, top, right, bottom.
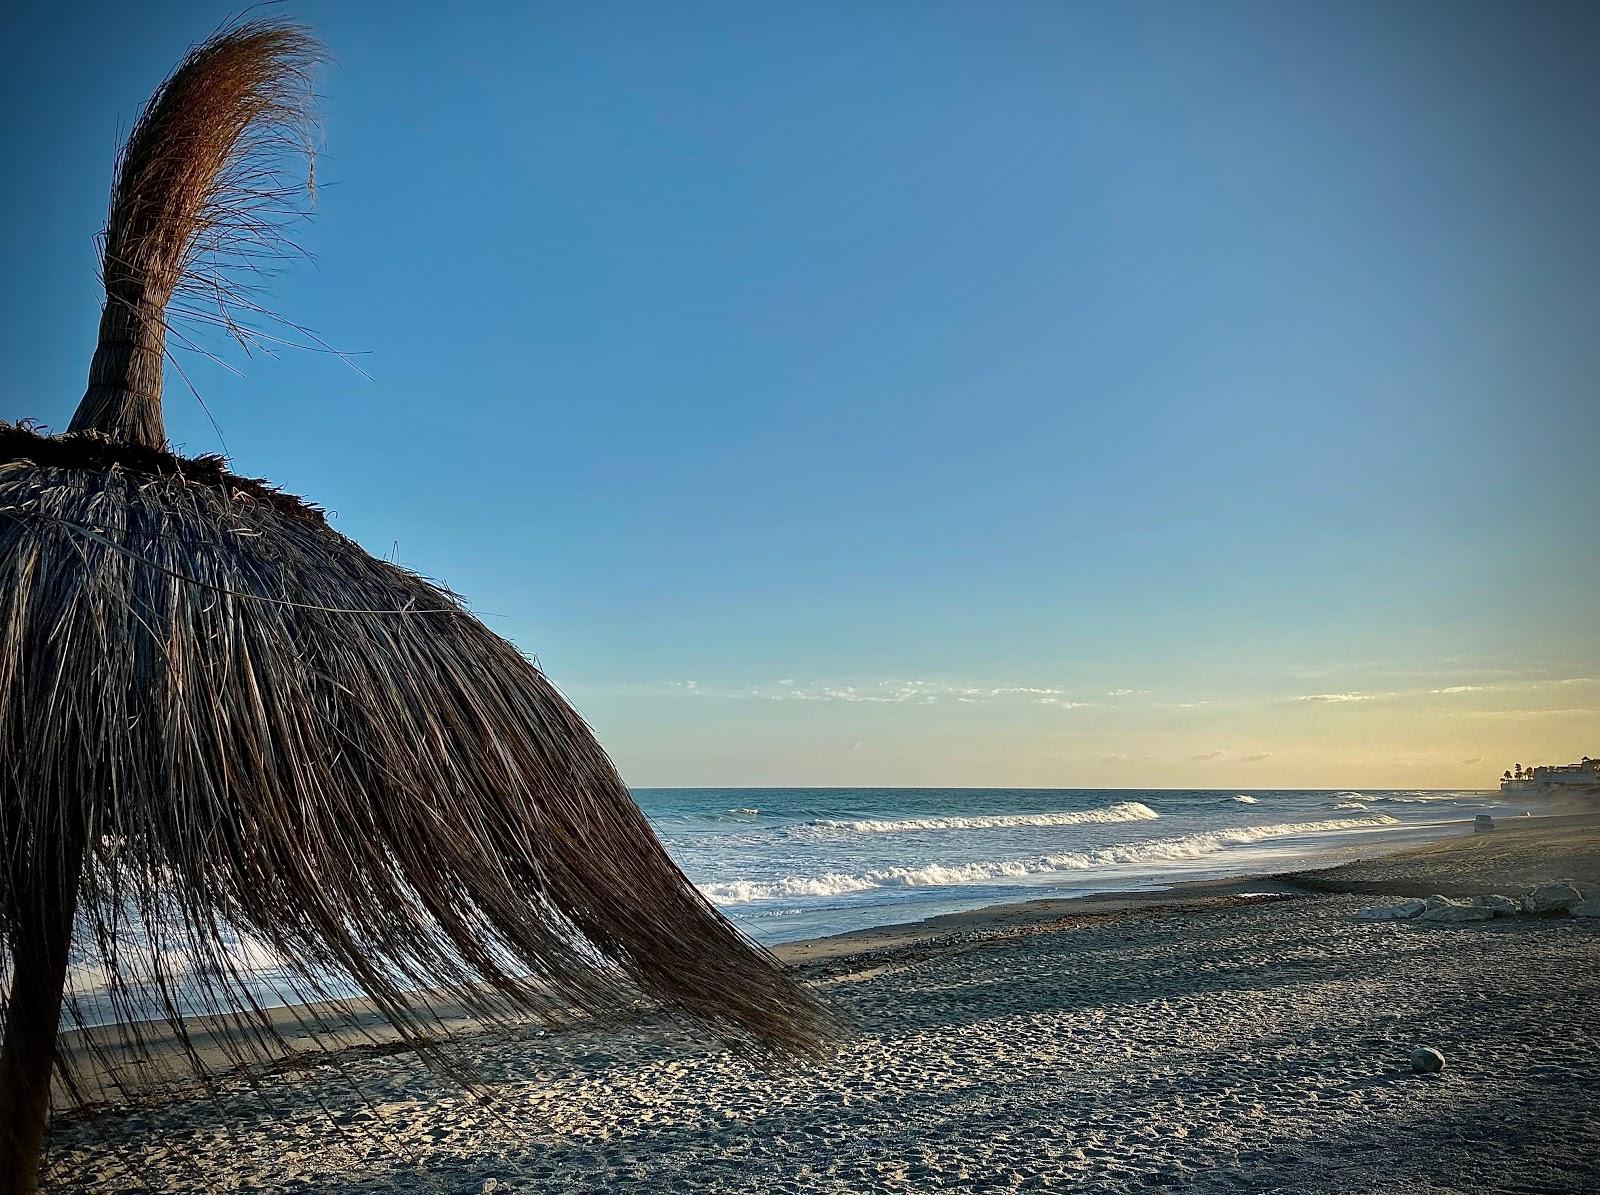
2, 1, 1596, 787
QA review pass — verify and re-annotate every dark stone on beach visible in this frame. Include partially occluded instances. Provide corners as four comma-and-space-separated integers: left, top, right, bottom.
1411, 1047, 1445, 1074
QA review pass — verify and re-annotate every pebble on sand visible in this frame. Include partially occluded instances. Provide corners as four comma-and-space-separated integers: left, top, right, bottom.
1410, 1047, 1446, 1075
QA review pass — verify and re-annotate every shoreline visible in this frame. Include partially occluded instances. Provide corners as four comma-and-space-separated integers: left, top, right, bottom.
704, 791, 1528, 949
49, 809, 1600, 1192
773, 805, 1559, 963
58, 809, 1590, 1107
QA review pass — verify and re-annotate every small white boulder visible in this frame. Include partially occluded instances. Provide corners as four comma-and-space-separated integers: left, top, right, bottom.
1523, 884, 1583, 915
1355, 899, 1427, 921
1419, 902, 1495, 923
1476, 894, 1521, 916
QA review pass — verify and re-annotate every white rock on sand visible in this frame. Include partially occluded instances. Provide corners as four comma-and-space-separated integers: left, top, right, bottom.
1476, 895, 1521, 916
1358, 890, 1589, 922
1408, 895, 1491, 927
1418, 896, 1495, 924
1523, 884, 1583, 915
1355, 899, 1427, 921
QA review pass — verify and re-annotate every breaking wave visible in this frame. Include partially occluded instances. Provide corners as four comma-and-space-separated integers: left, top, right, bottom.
703, 814, 1400, 905
1231, 795, 1259, 804
810, 801, 1159, 835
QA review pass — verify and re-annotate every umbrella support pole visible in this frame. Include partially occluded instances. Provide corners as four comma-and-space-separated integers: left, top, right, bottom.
0, 843, 84, 1195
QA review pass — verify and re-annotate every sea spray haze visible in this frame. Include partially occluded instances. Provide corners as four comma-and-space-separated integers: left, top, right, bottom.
0, 18, 833, 1195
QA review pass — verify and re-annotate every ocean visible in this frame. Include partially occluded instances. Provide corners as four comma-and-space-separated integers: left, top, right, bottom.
638, 786, 1519, 943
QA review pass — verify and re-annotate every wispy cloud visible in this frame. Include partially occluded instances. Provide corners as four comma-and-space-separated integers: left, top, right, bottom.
1298, 676, 1596, 705
609, 679, 715, 698
1442, 676, 1596, 693
1190, 749, 1228, 762
1286, 659, 1570, 683
764, 679, 1087, 707
612, 674, 1597, 726
1239, 752, 1273, 763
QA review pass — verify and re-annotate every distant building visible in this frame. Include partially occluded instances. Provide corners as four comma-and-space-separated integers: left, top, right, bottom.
1501, 756, 1599, 797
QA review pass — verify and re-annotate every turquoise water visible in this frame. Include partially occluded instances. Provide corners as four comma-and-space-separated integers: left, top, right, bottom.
636, 786, 1518, 943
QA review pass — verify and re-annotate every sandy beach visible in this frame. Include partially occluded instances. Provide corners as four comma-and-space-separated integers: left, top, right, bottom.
45, 812, 1600, 1193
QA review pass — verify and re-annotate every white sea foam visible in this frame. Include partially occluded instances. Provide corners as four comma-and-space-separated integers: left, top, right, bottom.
729, 807, 760, 816
1333, 801, 1368, 810
702, 814, 1400, 905
811, 801, 1160, 835
702, 872, 880, 904
1231, 795, 1259, 804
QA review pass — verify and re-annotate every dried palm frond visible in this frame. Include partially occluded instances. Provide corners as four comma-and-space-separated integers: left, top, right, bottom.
70, 19, 322, 449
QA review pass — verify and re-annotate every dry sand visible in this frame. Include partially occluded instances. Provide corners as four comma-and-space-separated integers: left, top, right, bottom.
45, 813, 1600, 1193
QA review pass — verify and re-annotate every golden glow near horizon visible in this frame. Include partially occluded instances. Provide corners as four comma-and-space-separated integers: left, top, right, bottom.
579, 672, 1599, 790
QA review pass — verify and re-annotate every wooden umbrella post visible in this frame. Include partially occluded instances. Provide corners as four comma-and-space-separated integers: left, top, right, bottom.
0, 843, 85, 1195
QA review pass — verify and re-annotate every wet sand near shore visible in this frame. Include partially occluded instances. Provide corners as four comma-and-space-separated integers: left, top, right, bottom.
47, 812, 1600, 1193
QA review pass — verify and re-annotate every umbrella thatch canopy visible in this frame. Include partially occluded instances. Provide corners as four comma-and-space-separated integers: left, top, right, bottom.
0, 20, 834, 1193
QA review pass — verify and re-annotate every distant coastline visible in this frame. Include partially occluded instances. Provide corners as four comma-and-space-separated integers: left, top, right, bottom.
1498, 755, 1600, 800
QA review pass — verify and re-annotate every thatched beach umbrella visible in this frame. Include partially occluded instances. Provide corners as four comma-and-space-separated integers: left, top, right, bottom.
0, 21, 833, 1192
